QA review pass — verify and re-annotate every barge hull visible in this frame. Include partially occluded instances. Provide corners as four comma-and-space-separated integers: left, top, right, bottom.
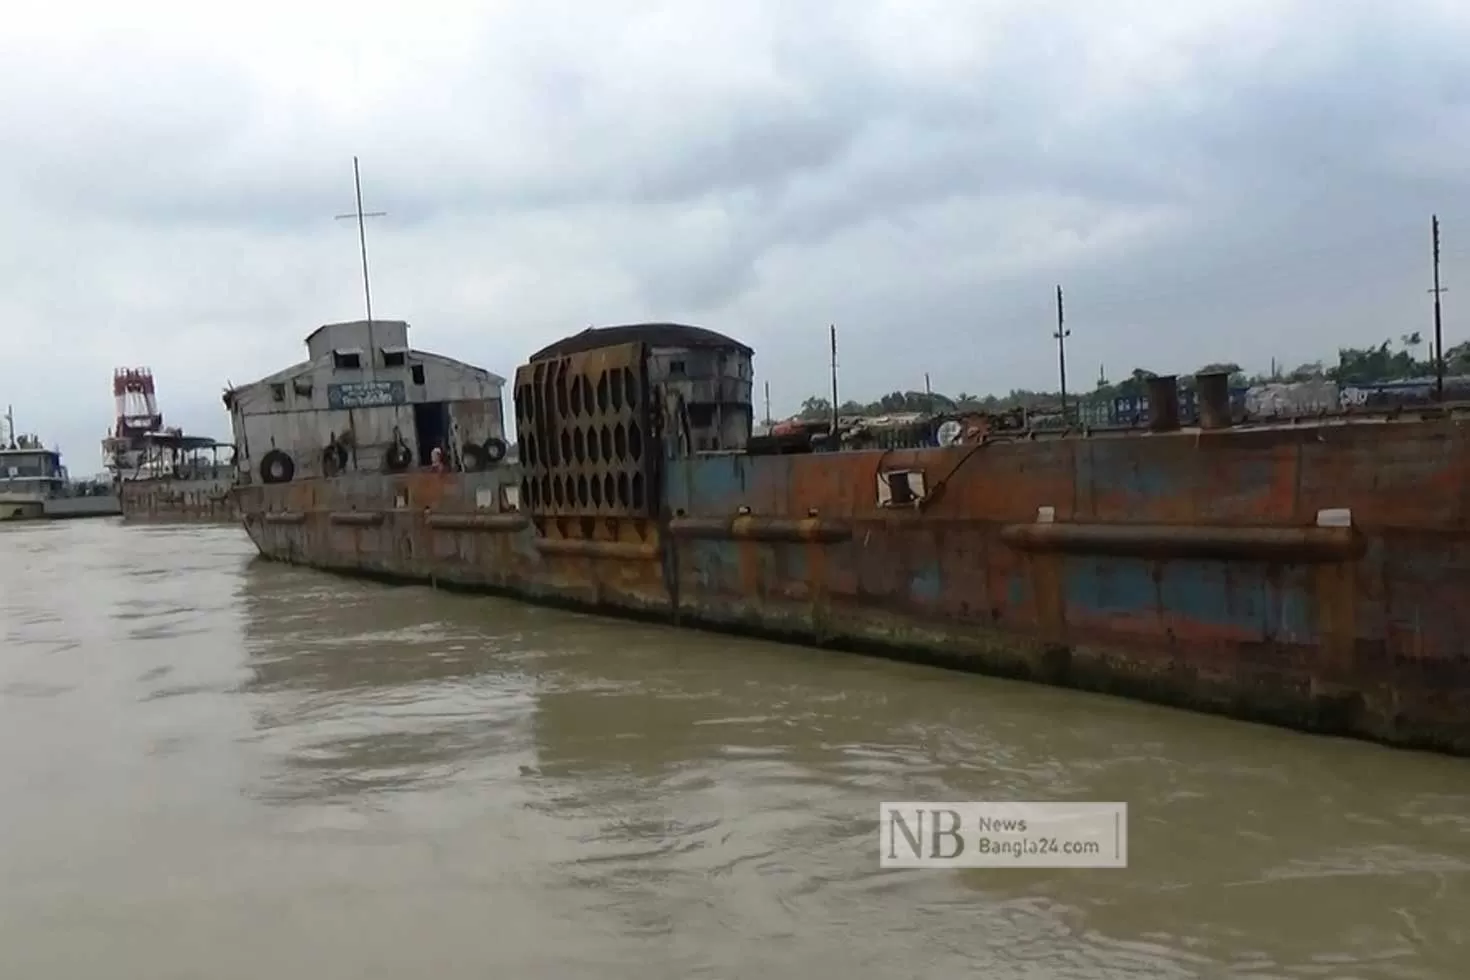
121, 477, 238, 523
238, 414, 1470, 756
43, 495, 121, 519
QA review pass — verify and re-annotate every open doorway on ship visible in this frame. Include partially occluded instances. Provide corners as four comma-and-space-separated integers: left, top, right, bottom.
412, 401, 450, 466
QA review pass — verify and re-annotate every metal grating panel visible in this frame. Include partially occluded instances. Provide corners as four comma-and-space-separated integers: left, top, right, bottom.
513, 341, 655, 518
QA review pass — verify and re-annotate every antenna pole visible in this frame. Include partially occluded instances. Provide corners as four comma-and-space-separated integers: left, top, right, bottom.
1054, 285, 1071, 422
354, 157, 373, 328
829, 325, 839, 436
1430, 215, 1447, 401
335, 156, 388, 381
763, 381, 771, 427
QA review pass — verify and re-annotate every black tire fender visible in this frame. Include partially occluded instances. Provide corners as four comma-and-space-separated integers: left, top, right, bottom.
483, 436, 508, 465
383, 443, 413, 473
461, 442, 488, 472
260, 449, 295, 484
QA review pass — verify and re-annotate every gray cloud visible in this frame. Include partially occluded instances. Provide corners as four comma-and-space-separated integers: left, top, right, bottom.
1, 1, 1469, 469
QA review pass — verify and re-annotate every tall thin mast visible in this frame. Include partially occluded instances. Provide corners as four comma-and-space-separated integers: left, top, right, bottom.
334, 156, 387, 380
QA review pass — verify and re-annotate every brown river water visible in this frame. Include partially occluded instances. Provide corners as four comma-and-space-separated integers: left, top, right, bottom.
0, 519, 1467, 979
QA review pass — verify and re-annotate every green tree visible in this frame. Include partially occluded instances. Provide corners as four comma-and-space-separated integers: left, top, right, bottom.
798, 396, 832, 420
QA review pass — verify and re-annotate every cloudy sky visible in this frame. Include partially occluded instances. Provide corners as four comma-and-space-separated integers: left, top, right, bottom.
2, 0, 1468, 471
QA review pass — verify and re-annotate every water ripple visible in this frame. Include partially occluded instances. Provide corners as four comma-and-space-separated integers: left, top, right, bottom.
0, 522, 1466, 978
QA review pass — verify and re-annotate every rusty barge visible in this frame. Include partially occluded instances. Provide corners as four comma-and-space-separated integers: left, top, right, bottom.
233, 319, 1470, 756
106, 368, 237, 522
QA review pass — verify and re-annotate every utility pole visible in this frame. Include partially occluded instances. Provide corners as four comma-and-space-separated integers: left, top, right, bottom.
334, 156, 387, 380
1431, 214, 1447, 401
1054, 285, 1071, 421
829, 325, 839, 436
924, 372, 932, 415
763, 381, 771, 428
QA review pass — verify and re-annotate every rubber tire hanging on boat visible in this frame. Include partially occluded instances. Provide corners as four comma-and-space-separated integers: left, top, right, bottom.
259, 449, 295, 484
461, 442, 488, 472
482, 436, 508, 465
383, 443, 413, 473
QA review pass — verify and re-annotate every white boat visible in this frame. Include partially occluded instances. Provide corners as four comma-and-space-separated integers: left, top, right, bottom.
0, 406, 120, 522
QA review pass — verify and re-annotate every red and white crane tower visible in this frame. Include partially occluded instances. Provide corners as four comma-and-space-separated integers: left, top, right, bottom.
102, 367, 169, 475
111, 367, 164, 437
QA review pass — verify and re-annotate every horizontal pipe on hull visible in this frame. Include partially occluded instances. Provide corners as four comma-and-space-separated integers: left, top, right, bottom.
260, 512, 306, 525
329, 511, 386, 527
669, 515, 852, 544
999, 522, 1365, 563
425, 513, 530, 532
